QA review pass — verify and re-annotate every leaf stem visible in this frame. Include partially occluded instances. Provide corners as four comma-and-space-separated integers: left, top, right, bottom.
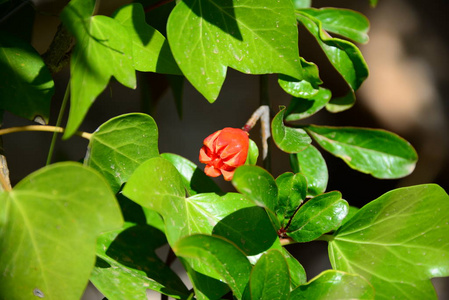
0, 125, 92, 140
279, 236, 296, 246
46, 82, 71, 165
0, 157, 11, 191
259, 75, 272, 171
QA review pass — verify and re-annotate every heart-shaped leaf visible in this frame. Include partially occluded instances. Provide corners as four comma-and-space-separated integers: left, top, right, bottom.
329, 184, 449, 299
287, 191, 348, 242
275, 172, 307, 227
272, 107, 312, 153
243, 250, 290, 300
0, 162, 123, 300
0, 31, 54, 122
290, 270, 374, 299
290, 145, 328, 197
306, 125, 418, 179
167, 0, 302, 102
84, 113, 159, 193
61, 0, 136, 138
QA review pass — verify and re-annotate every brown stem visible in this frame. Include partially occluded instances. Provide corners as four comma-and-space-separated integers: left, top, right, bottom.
0, 125, 92, 140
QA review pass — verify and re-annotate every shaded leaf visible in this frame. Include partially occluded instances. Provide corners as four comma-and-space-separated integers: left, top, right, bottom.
300, 8, 370, 44
243, 250, 290, 300
329, 184, 449, 299
306, 125, 418, 179
61, 0, 136, 138
0, 31, 54, 122
245, 139, 259, 166
290, 145, 328, 196
84, 113, 159, 193
272, 107, 312, 153
167, 0, 302, 102
112, 3, 181, 74
282, 248, 307, 287
275, 172, 307, 226
0, 162, 123, 300
287, 191, 348, 242
175, 234, 252, 299
290, 270, 374, 299
284, 88, 332, 121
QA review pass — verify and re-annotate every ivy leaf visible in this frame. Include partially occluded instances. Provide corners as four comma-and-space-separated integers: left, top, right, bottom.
300, 8, 370, 44
287, 191, 348, 243
91, 223, 190, 300
306, 125, 418, 179
290, 270, 374, 299
175, 234, 252, 299
61, 0, 136, 138
167, 0, 302, 102
242, 250, 290, 300
161, 153, 222, 196
0, 31, 54, 123
84, 113, 159, 193
232, 165, 278, 213
275, 172, 307, 227
0, 162, 123, 300
112, 3, 181, 74
329, 184, 449, 299
272, 107, 312, 153
296, 11, 368, 112
284, 88, 332, 121
290, 145, 328, 197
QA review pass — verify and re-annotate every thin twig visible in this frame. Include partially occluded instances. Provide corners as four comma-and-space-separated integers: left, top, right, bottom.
0, 125, 92, 140
259, 75, 272, 171
0, 155, 11, 191
144, 0, 175, 13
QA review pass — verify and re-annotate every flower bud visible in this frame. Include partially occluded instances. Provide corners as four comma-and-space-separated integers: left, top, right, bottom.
199, 127, 249, 181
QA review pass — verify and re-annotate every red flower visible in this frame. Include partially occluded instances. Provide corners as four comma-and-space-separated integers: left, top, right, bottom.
199, 127, 249, 181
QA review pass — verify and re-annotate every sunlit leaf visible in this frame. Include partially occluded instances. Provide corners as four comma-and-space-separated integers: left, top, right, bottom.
272, 107, 311, 153
329, 184, 449, 299
0, 162, 123, 300
167, 0, 302, 102
278, 58, 322, 99
306, 125, 418, 179
0, 31, 54, 122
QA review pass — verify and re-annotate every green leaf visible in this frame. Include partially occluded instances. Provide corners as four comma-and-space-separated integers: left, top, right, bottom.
306, 125, 418, 179
287, 191, 348, 242
284, 88, 332, 121
278, 58, 322, 99
296, 11, 368, 111
167, 0, 302, 102
339, 205, 359, 228
112, 3, 181, 74
175, 234, 252, 299
292, 0, 311, 9
84, 113, 159, 193
329, 184, 449, 299
272, 107, 312, 153
326, 90, 356, 113
370, 0, 378, 7
0, 31, 54, 123
91, 223, 189, 299
61, 0, 136, 138
300, 8, 370, 44
275, 172, 307, 227
243, 250, 290, 300
0, 162, 123, 300
245, 139, 259, 166
232, 165, 278, 213
290, 145, 328, 197
282, 248, 307, 287
123, 157, 255, 246
161, 153, 222, 196
290, 270, 374, 300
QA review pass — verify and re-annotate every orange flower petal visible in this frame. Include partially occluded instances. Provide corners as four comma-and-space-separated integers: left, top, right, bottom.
199, 146, 212, 163
204, 165, 221, 177
221, 169, 235, 181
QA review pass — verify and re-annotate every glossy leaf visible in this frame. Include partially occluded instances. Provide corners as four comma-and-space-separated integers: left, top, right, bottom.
300, 8, 370, 44
243, 250, 290, 300
123, 157, 255, 246
0, 31, 54, 122
91, 223, 189, 299
282, 248, 307, 287
306, 125, 418, 179
61, 0, 136, 138
290, 270, 374, 300
292, 0, 311, 9
245, 139, 259, 166
339, 205, 359, 228
0, 162, 123, 300
175, 234, 252, 299
272, 107, 312, 153
112, 3, 181, 74
167, 0, 302, 102
284, 88, 332, 121
84, 113, 159, 193
232, 165, 278, 213
287, 191, 348, 242
290, 145, 328, 196
278, 58, 322, 99
161, 153, 222, 196
275, 172, 307, 226
329, 184, 449, 299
